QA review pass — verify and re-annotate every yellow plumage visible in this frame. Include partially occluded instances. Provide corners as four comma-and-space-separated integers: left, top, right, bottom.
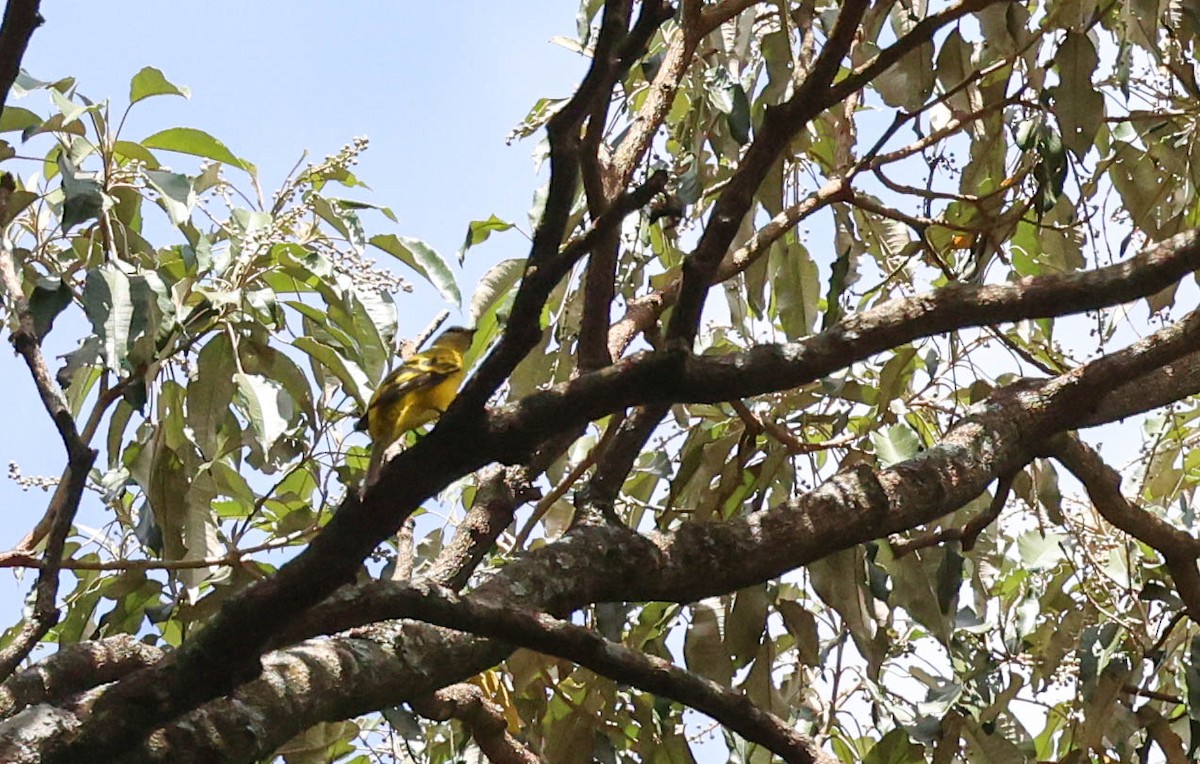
355, 326, 475, 481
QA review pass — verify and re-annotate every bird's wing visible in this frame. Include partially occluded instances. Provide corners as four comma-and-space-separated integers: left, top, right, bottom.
357, 350, 463, 427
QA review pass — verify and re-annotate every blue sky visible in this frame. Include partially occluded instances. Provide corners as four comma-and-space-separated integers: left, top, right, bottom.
0, 5, 584, 607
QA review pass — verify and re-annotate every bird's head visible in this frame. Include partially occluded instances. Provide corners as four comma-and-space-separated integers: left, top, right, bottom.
433, 326, 476, 352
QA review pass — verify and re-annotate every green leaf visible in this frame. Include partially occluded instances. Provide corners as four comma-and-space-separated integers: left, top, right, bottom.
126, 271, 176, 368
726, 83, 751, 145
776, 598, 820, 665
0, 106, 40, 133
234, 372, 291, 456
129, 66, 190, 104
309, 195, 364, 248
683, 602, 732, 685
1033, 459, 1064, 524
56, 335, 101, 391
286, 301, 359, 355
352, 287, 397, 355
810, 548, 885, 678
106, 399, 134, 470
1050, 32, 1103, 158
1017, 530, 1066, 570
22, 113, 86, 141
327, 197, 397, 223
707, 67, 736, 113
28, 276, 72, 340
0, 187, 32, 230
934, 29, 977, 115
13, 71, 75, 96
142, 127, 253, 172
871, 41, 936, 110
507, 97, 567, 142
180, 473, 221, 594
769, 238, 819, 338
468, 258, 523, 325
231, 208, 272, 238
960, 717, 1026, 764
876, 543, 951, 642
188, 334, 237, 460
292, 336, 371, 408
936, 546, 964, 614
345, 289, 393, 382
458, 215, 515, 262
239, 339, 316, 425
127, 384, 193, 562
82, 264, 134, 372
49, 88, 91, 127
112, 140, 160, 169
871, 423, 922, 467
863, 729, 925, 764
59, 154, 106, 231
877, 346, 918, 409
143, 169, 196, 225
726, 585, 768, 665
822, 246, 854, 330
368, 233, 460, 306
1014, 116, 1041, 151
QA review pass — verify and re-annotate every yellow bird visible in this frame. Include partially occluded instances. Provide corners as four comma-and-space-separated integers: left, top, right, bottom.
355, 326, 475, 481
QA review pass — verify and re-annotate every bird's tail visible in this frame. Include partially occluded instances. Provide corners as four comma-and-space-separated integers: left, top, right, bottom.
365, 443, 385, 487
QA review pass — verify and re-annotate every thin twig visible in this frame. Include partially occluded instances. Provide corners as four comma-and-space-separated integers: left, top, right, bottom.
0, 162, 101, 680
1048, 434, 1200, 622
891, 474, 1013, 557
511, 413, 627, 548
730, 400, 857, 455
0, 531, 315, 572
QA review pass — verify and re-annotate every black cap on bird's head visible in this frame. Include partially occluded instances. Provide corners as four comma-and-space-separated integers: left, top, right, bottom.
432, 325, 476, 351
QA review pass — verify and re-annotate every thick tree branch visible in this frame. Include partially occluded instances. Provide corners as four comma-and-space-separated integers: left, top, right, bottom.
425, 465, 537, 591
0, 636, 162, 721
0, 0, 40, 118
491, 230, 1200, 459
238, 314, 1200, 764
578, 0, 674, 371
629, 305, 1200, 603
1081, 348, 1200, 426
24, 631, 514, 764
410, 683, 538, 764
65, 228, 1200, 758
284, 581, 835, 764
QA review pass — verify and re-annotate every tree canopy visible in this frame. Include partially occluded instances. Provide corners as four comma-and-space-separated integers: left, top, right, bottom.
1, 0, 1199, 762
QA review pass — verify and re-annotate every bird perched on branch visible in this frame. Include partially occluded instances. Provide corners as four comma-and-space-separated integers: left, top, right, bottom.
355, 325, 476, 483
